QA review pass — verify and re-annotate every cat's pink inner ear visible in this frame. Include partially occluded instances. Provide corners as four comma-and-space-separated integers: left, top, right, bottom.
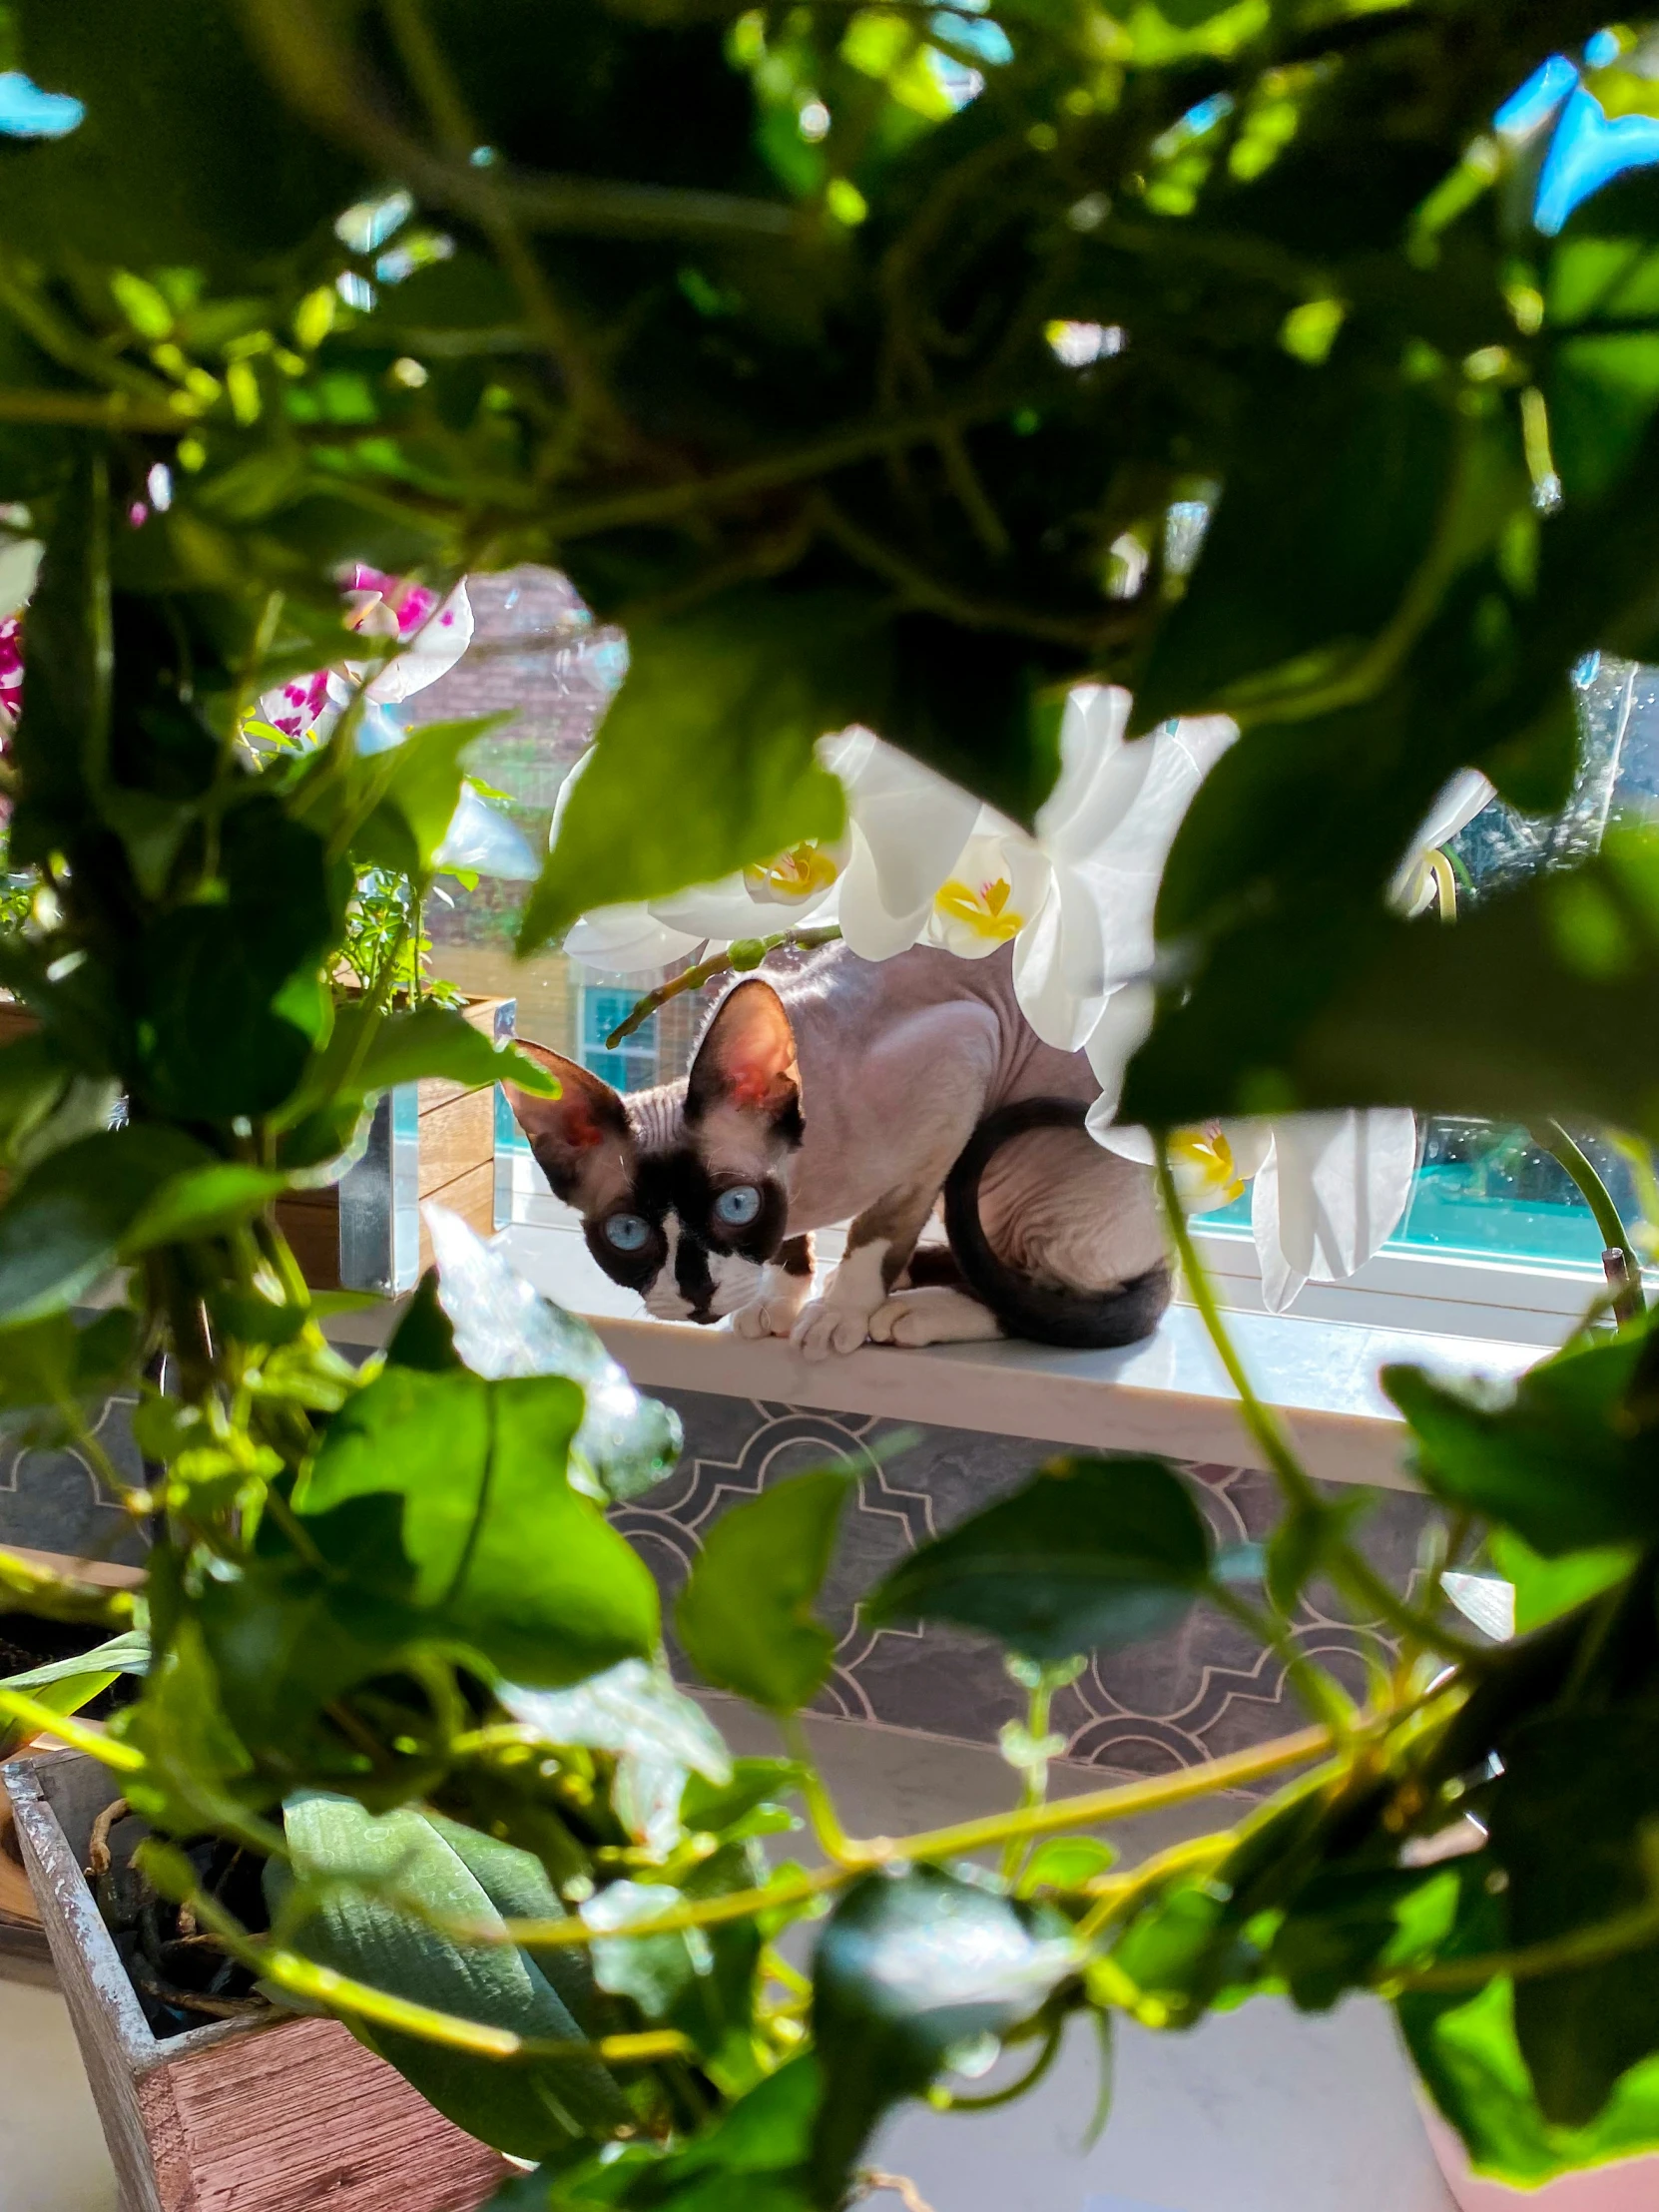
508, 1046, 627, 1161
691, 979, 799, 1118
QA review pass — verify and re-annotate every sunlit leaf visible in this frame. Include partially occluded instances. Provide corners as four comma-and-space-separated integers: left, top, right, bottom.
866, 1455, 1213, 1659
676, 1469, 851, 1711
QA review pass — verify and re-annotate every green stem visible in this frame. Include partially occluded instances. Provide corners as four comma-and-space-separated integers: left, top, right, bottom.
1531, 1120, 1644, 1319
1155, 1138, 1486, 1669
498, 1721, 1340, 1954
1209, 1580, 1354, 1735
1154, 1141, 1321, 1513
999, 1670, 1059, 1885
781, 1714, 860, 1868
937, 2011, 1064, 2110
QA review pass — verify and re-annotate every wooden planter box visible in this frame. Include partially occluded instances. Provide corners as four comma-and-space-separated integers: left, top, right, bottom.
275, 995, 514, 1295
2, 1751, 510, 2212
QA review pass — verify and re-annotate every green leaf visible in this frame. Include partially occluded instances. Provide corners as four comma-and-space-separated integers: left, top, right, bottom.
1130, 379, 1457, 732
865, 1455, 1213, 1660
1488, 1529, 1638, 1636
121, 1162, 290, 1254
585, 1879, 708, 2018
0, 1626, 149, 1758
424, 1811, 612, 2041
138, 798, 339, 1120
353, 1001, 558, 1098
276, 1794, 631, 2163
811, 1867, 1075, 2197
295, 1367, 661, 1685
516, 591, 850, 954
676, 1469, 851, 1711
352, 716, 506, 879
542, 2053, 821, 2212
0, 1125, 212, 1321
502, 1659, 732, 1857
3, 0, 367, 265
425, 1208, 680, 1504
0, 1306, 139, 1434
10, 449, 111, 863
1384, 1330, 1659, 1555
111, 1616, 264, 1837
1124, 826, 1659, 1136
1401, 1970, 1659, 2188
1488, 1708, 1659, 2129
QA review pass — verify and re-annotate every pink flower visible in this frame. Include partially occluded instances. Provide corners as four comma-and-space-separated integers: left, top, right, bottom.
255, 570, 472, 740
0, 615, 24, 730
342, 564, 439, 640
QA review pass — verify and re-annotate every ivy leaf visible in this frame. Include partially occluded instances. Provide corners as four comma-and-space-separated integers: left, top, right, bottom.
276, 1793, 631, 2163
3, 0, 368, 265
1488, 1529, 1638, 1636
9, 447, 110, 862
865, 1455, 1213, 1660
540, 2053, 822, 2211
1383, 1329, 1659, 1555
425, 1207, 681, 1504
0, 1306, 139, 1437
349, 715, 506, 879
516, 589, 852, 954
502, 1658, 731, 1857
1130, 377, 1457, 733
1125, 825, 1659, 1135
676, 1469, 851, 1711
294, 1367, 661, 1685
1488, 1708, 1659, 2129
811, 1867, 1075, 2198
0, 1125, 276, 1323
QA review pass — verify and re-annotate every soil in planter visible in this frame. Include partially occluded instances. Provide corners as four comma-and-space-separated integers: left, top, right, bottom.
84, 1799, 275, 2038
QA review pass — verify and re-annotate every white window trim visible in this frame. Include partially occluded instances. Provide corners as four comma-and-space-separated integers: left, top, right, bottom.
1190, 1221, 1634, 1348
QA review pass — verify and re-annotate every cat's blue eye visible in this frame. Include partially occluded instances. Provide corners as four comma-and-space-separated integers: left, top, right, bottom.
604, 1213, 652, 1253
714, 1185, 762, 1227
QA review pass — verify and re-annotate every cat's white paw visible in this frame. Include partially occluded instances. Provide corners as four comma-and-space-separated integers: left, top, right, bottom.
731, 1298, 797, 1340
868, 1289, 1003, 1347
791, 1300, 872, 1360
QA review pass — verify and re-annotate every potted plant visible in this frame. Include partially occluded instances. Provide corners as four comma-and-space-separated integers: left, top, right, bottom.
1, 6, 1659, 2212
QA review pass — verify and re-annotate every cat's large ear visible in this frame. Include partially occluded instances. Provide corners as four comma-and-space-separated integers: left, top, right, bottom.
686, 978, 801, 1131
505, 1044, 632, 1200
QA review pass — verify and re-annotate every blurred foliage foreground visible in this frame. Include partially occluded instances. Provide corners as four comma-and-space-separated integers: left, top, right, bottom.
6, 0, 1659, 2202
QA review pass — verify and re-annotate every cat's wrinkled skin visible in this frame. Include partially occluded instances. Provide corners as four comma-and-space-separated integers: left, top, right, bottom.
507, 941, 1170, 1359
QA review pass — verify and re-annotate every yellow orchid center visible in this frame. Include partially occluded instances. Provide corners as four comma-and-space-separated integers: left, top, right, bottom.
745, 840, 841, 902
933, 874, 1025, 942
1169, 1124, 1245, 1206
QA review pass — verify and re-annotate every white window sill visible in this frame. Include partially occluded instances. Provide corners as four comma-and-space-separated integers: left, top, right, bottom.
333, 1209, 1535, 1495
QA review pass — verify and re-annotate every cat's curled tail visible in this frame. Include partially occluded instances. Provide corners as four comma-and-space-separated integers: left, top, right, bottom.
941, 1099, 1172, 1350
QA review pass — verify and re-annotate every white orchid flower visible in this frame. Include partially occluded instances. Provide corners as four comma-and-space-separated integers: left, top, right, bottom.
1006, 688, 1237, 1050
1094, 1109, 1418, 1314
1390, 768, 1493, 916
555, 695, 1233, 1011
822, 728, 980, 959
921, 825, 1052, 958
559, 730, 967, 973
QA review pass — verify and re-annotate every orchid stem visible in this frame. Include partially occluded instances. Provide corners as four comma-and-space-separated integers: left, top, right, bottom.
1530, 1120, 1644, 1321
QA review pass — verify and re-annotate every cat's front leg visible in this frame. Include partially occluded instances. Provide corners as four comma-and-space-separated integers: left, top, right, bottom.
793, 1190, 939, 1361
731, 1234, 815, 1339
791, 1235, 893, 1360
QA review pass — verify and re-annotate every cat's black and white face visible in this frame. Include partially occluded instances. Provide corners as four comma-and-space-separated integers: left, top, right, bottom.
506, 979, 803, 1325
